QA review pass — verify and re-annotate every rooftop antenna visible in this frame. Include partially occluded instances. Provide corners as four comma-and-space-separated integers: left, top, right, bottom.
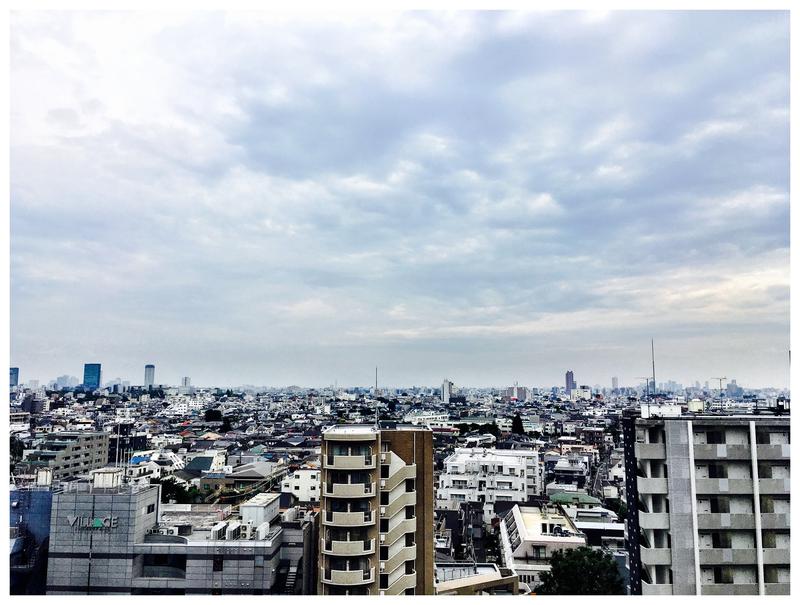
375, 366, 379, 428
651, 339, 656, 399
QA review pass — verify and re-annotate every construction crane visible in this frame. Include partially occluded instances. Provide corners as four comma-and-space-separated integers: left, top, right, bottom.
712, 377, 727, 398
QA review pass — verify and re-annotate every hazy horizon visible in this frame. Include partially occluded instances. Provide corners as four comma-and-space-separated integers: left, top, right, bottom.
11, 11, 790, 388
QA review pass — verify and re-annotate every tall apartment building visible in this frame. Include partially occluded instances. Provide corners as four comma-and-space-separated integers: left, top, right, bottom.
623, 414, 790, 596
19, 432, 109, 481
318, 424, 434, 596
144, 365, 155, 389
437, 448, 541, 522
11, 366, 20, 388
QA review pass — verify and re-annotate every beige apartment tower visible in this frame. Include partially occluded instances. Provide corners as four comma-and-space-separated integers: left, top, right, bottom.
318, 424, 434, 596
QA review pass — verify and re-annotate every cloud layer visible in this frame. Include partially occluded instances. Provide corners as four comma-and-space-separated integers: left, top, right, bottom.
10, 11, 790, 388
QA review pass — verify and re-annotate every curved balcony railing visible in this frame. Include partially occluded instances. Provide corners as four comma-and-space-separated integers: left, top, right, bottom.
322, 537, 376, 556
323, 510, 375, 527
321, 566, 375, 586
326, 454, 376, 469
324, 482, 376, 498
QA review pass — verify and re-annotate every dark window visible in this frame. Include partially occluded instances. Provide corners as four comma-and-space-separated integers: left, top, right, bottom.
405, 561, 414, 574
380, 491, 389, 505
706, 431, 726, 445
379, 574, 388, 589
708, 464, 727, 479
213, 555, 224, 571
380, 519, 389, 533
146, 503, 155, 514
380, 546, 389, 559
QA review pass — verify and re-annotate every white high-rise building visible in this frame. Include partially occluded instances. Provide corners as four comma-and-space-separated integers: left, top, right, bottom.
437, 447, 541, 522
144, 364, 155, 388
441, 379, 454, 404
182, 376, 191, 388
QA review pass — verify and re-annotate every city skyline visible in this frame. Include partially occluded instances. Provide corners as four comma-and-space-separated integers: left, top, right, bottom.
11, 11, 790, 388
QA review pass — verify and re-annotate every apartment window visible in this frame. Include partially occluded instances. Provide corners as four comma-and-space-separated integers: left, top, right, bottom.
711, 532, 732, 549
405, 561, 414, 574
380, 546, 389, 559
213, 555, 224, 572
379, 574, 388, 590
405, 479, 415, 492
713, 567, 733, 584
708, 464, 727, 479
757, 463, 773, 479
706, 430, 726, 445
380, 492, 389, 505
709, 497, 730, 514
380, 519, 389, 533
146, 503, 155, 514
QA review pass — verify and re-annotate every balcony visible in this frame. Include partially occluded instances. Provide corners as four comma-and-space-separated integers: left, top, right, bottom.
701, 583, 758, 596
382, 491, 416, 518
382, 571, 416, 595
760, 512, 790, 529
761, 548, 790, 565
321, 566, 375, 586
638, 512, 669, 529
381, 517, 416, 546
326, 454, 377, 470
693, 478, 753, 495
637, 477, 668, 494
324, 482, 376, 498
640, 548, 672, 566
635, 443, 666, 459
323, 510, 375, 527
322, 538, 376, 557
756, 444, 789, 460
380, 544, 416, 574
758, 478, 789, 495
698, 548, 757, 565
641, 583, 673, 596
697, 513, 754, 530
765, 583, 790, 595
381, 465, 416, 492
693, 444, 750, 460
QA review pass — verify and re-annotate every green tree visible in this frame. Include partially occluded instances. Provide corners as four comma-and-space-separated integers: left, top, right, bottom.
10, 436, 25, 461
535, 547, 624, 595
511, 412, 525, 435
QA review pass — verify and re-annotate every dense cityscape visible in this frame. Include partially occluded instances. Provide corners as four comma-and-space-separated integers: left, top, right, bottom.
8, 361, 790, 595
9, 7, 791, 600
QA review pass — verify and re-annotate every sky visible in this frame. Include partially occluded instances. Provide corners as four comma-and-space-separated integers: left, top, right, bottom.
10, 10, 790, 389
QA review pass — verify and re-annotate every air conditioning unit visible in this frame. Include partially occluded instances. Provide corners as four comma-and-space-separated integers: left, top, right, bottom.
380, 507, 386, 515
380, 534, 386, 543
380, 480, 386, 488
380, 562, 385, 571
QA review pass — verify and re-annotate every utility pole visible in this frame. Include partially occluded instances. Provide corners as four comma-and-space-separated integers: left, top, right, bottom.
651, 339, 657, 397
712, 377, 727, 399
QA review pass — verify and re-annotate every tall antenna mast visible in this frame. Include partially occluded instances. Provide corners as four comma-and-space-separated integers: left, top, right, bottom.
651, 339, 656, 399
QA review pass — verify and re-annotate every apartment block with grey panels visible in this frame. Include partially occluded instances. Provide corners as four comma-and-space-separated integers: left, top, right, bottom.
625, 414, 790, 596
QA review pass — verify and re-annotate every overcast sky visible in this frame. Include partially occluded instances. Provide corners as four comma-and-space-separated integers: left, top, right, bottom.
10, 11, 790, 389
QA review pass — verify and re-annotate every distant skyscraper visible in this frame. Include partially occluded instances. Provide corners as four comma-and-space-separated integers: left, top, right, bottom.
144, 364, 155, 388
181, 376, 191, 388
10, 367, 19, 388
83, 363, 102, 389
441, 378, 454, 404
612, 376, 619, 390
565, 370, 576, 395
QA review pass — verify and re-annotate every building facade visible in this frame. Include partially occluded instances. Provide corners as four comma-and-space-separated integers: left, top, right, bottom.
318, 424, 434, 595
83, 363, 102, 390
281, 468, 321, 503
20, 431, 109, 481
46, 468, 317, 595
437, 448, 540, 521
144, 365, 155, 389
624, 414, 790, 596
11, 366, 20, 388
